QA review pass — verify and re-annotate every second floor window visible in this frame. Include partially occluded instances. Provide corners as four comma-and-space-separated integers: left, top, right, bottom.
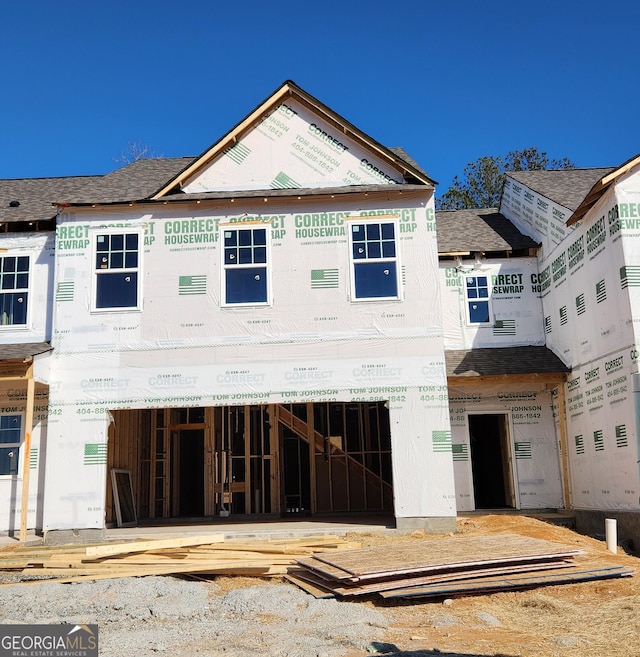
0, 255, 29, 327
465, 275, 491, 324
223, 227, 269, 305
94, 233, 140, 310
350, 221, 399, 300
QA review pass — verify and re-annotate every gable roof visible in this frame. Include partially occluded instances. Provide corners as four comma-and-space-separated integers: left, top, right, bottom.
0, 176, 97, 225
446, 346, 569, 378
567, 153, 640, 226
436, 208, 539, 255
507, 168, 614, 211
150, 80, 436, 199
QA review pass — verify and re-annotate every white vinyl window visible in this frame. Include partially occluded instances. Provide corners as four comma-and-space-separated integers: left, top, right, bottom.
349, 221, 399, 301
465, 275, 491, 324
0, 255, 29, 326
94, 232, 141, 310
0, 414, 21, 476
222, 226, 270, 306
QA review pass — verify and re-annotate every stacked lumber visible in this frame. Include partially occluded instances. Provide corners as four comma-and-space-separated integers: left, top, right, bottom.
287, 533, 634, 599
0, 534, 360, 585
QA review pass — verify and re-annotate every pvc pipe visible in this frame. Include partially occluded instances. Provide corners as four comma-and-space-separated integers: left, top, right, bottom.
605, 518, 617, 554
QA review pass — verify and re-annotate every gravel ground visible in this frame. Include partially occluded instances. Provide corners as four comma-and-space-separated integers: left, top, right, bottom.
0, 576, 397, 657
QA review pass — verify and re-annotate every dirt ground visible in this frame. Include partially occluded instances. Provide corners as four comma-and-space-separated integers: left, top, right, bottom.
328, 515, 640, 657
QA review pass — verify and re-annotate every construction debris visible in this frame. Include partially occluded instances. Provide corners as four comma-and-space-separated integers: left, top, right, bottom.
1, 531, 632, 601
0, 534, 360, 585
288, 533, 634, 599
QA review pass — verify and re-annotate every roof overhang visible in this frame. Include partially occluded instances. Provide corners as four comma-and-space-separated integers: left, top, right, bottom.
448, 372, 567, 386
0, 343, 51, 380
55, 184, 431, 211
446, 346, 570, 384
568, 153, 640, 226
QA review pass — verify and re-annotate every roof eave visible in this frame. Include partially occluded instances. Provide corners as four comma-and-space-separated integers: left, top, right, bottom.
568, 153, 640, 226
54, 183, 431, 210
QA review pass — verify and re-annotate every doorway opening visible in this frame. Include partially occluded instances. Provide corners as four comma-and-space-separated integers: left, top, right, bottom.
468, 413, 516, 509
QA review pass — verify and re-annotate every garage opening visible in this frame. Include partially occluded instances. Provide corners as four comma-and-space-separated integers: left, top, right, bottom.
468, 413, 516, 509
106, 402, 393, 525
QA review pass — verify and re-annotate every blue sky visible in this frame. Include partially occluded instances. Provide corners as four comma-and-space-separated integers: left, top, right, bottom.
1, 0, 638, 196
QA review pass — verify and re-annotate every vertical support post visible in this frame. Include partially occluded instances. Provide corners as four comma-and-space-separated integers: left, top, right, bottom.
19, 366, 35, 542
631, 374, 640, 507
605, 518, 617, 554
554, 382, 572, 510
306, 402, 317, 513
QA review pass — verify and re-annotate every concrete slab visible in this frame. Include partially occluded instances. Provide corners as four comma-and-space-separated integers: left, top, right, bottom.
106, 514, 397, 542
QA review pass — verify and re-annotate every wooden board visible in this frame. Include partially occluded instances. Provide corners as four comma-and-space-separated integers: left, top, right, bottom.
311, 534, 584, 581
285, 573, 336, 599
292, 559, 575, 597
379, 564, 634, 599
296, 556, 354, 581
0, 534, 359, 585
85, 534, 225, 558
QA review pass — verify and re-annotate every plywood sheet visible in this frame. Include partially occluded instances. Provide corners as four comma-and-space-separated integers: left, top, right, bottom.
312, 534, 583, 581
379, 564, 634, 599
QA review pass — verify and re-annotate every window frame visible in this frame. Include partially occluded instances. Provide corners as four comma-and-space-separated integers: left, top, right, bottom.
348, 218, 401, 302
91, 229, 143, 312
221, 224, 272, 307
0, 253, 31, 329
464, 273, 492, 325
0, 413, 22, 478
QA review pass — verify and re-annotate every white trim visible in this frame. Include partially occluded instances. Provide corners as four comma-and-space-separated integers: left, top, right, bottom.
463, 273, 493, 326
348, 218, 402, 302
90, 228, 143, 313
0, 251, 33, 330
220, 224, 272, 308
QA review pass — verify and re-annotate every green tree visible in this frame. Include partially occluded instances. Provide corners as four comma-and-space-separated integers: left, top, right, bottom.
436, 147, 575, 210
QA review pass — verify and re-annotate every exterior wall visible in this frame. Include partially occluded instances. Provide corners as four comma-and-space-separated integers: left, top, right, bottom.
0, 232, 55, 343
501, 177, 576, 258
501, 167, 640, 512
439, 258, 545, 350
42, 189, 456, 530
448, 383, 563, 512
0, 232, 53, 532
0, 382, 48, 531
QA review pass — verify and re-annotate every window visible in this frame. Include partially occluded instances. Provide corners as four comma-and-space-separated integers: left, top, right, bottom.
0, 255, 29, 326
0, 414, 21, 476
223, 227, 269, 305
350, 221, 398, 300
465, 275, 491, 323
94, 233, 140, 310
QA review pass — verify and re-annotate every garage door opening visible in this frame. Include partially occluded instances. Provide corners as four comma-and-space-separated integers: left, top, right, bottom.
106, 402, 394, 525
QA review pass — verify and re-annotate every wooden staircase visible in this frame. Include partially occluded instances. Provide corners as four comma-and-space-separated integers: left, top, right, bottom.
276, 404, 393, 509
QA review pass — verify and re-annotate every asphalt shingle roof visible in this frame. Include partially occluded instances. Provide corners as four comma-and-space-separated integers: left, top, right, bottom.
0, 342, 51, 362
66, 151, 430, 205
435, 208, 539, 254
388, 147, 435, 183
0, 176, 97, 223
446, 346, 570, 378
507, 168, 614, 211
60, 157, 197, 204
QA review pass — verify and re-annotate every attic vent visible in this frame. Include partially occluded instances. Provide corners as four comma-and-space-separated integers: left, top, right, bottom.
9, 200, 20, 207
